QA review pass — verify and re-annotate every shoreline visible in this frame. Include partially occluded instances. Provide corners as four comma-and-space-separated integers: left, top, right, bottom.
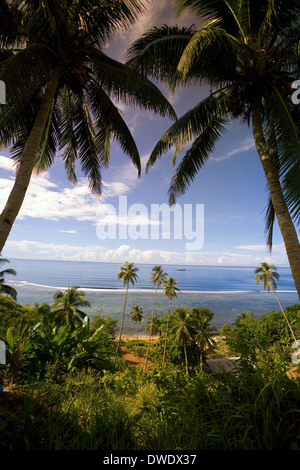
9, 280, 297, 295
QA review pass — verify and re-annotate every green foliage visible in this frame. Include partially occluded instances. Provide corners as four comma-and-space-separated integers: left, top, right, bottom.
0, 256, 17, 300
160, 306, 217, 371
51, 285, 91, 331
3, 319, 32, 384
226, 305, 300, 361
1, 313, 116, 384
90, 310, 118, 338
0, 295, 44, 331
1, 361, 300, 450
0, 282, 300, 450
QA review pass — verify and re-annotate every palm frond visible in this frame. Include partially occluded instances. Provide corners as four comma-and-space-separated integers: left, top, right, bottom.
264, 195, 275, 252
125, 24, 195, 83
0, 44, 54, 105
69, 92, 103, 195
176, 0, 242, 36
146, 90, 229, 171
73, 0, 146, 45
58, 87, 78, 185
0, 282, 17, 300
262, 89, 300, 225
175, 17, 249, 86
86, 81, 141, 175
89, 47, 177, 120
168, 114, 228, 204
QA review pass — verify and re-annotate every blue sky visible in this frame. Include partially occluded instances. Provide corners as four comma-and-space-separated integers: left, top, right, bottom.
0, 0, 291, 267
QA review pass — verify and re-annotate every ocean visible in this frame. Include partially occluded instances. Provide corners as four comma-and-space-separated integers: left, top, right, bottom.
7, 258, 299, 332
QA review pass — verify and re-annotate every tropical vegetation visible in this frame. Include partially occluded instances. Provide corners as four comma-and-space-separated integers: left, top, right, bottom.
0, 291, 299, 450
162, 276, 180, 364
130, 304, 143, 340
115, 261, 139, 362
126, 0, 300, 299
0, 256, 17, 300
145, 265, 167, 369
51, 284, 91, 331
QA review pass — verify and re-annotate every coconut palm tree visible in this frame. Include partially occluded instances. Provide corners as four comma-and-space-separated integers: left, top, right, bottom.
171, 307, 193, 374
255, 262, 297, 343
130, 304, 143, 340
190, 308, 216, 371
145, 265, 167, 369
115, 261, 139, 363
126, 0, 300, 300
0, 0, 176, 253
51, 284, 91, 331
162, 276, 180, 365
0, 256, 17, 300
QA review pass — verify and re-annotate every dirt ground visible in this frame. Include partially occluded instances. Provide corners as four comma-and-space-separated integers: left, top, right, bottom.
118, 334, 159, 368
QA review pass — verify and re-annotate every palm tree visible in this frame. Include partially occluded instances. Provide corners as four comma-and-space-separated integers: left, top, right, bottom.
171, 307, 193, 374
126, 0, 300, 300
162, 276, 180, 365
130, 304, 143, 340
115, 261, 139, 363
51, 284, 91, 331
190, 308, 216, 371
0, 256, 17, 300
0, 0, 176, 253
145, 265, 167, 369
255, 262, 297, 343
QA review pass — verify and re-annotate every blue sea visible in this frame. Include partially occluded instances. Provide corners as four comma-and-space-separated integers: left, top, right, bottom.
7, 258, 299, 332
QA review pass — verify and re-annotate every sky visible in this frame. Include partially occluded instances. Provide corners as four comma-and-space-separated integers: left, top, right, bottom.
0, 0, 293, 267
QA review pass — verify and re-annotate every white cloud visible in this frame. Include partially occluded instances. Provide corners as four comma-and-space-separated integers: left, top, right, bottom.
3, 239, 289, 267
0, 156, 17, 172
236, 243, 286, 252
0, 155, 144, 222
211, 137, 255, 162
57, 230, 77, 234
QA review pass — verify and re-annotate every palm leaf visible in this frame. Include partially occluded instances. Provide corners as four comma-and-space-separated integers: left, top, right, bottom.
89, 47, 177, 120
168, 114, 228, 204
58, 87, 78, 185
262, 89, 300, 225
125, 24, 195, 83
70, 92, 103, 195
146, 90, 229, 171
86, 81, 141, 174
175, 17, 251, 86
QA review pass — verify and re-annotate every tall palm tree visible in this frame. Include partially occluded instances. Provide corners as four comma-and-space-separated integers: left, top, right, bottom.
126, 0, 300, 300
0, 256, 17, 300
145, 265, 167, 369
115, 261, 139, 363
255, 262, 297, 343
51, 284, 91, 331
162, 276, 180, 365
130, 304, 143, 340
171, 307, 193, 374
0, 0, 176, 253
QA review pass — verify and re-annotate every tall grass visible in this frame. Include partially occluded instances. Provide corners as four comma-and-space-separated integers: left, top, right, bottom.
1, 361, 300, 450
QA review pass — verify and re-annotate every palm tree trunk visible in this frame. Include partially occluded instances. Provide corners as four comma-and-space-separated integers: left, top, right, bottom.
0, 64, 63, 254
184, 344, 189, 374
163, 298, 171, 365
252, 101, 300, 301
271, 285, 297, 343
114, 281, 129, 364
145, 282, 158, 370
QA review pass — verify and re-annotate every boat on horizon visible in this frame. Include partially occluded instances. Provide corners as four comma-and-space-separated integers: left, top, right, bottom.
177, 267, 186, 271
